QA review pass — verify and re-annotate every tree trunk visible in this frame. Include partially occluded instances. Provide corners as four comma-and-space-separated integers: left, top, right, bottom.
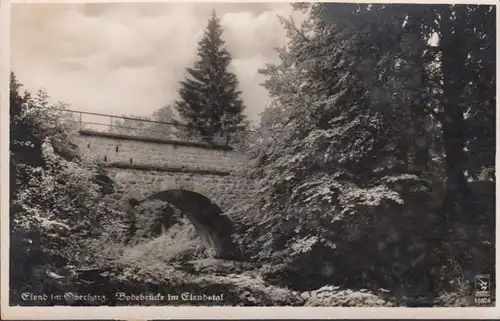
439, 5, 470, 222
406, 12, 431, 173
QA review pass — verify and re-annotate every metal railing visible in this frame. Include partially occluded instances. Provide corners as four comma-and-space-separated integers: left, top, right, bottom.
66, 109, 185, 134
59, 109, 263, 146
61, 109, 227, 145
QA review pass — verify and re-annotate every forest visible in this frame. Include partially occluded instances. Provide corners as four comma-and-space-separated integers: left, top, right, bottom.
9, 3, 496, 307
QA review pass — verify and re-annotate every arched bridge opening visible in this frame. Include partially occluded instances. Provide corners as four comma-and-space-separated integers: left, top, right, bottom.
132, 189, 242, 260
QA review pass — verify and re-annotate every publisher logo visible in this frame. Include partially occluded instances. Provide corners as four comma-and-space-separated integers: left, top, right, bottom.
474, 274, 491, 305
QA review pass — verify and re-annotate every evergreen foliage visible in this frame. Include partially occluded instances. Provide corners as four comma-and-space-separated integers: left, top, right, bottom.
174, 11, 248, 145
240, 3, 495, 296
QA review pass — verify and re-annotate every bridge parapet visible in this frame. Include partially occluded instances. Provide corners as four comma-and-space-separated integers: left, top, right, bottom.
75, 129, 246, 174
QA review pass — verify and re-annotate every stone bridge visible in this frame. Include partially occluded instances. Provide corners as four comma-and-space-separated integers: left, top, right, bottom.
74, 129, 255, 259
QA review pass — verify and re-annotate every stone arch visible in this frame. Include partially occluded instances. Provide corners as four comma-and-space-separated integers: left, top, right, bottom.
135, 189, 242, 260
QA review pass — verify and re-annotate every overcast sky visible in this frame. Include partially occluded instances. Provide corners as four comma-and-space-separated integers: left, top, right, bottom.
11, 3, 305, 123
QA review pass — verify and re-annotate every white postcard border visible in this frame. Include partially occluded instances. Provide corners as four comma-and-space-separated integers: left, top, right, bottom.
1, 0, 499, 319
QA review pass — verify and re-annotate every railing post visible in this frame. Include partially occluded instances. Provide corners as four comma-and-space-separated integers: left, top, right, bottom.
79, 112, 82, 130
110, 116, 114, 133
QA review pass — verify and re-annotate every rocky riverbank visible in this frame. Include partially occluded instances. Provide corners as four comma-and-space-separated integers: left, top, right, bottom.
35, 258, 423, 307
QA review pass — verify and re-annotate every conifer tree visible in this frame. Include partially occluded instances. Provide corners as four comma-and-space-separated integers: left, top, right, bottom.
245, 3, 495, 294
174, 10, 248, 145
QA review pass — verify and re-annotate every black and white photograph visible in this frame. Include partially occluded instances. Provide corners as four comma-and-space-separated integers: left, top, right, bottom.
2, 0, 498, 318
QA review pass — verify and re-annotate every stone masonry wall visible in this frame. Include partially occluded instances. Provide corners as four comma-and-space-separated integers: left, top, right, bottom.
108, 168, 251, 211
75, 131, 245, 173
74, 130, 254, 211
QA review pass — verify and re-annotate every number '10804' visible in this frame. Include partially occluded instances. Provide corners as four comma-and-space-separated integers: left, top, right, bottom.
474, 297, 491, 305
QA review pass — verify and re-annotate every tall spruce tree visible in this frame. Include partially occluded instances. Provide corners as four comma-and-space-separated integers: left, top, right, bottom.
174, 10, 248, 145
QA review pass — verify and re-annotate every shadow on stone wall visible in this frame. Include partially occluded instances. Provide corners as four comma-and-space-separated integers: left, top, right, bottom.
133, 190, 243, 260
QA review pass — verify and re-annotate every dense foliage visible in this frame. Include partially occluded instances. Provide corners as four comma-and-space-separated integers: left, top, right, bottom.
9, 74, 126, 303
174, 11, 249, 145
240, 3, 495, 298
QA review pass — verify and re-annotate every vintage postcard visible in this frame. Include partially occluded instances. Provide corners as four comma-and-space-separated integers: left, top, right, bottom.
1, 0, 498, 319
